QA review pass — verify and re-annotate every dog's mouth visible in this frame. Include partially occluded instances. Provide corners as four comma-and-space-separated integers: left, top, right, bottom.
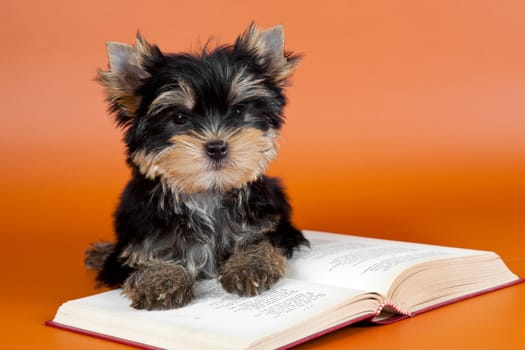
208, 159, 228, 171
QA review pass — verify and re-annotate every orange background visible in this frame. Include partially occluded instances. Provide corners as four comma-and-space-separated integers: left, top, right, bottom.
1, 0, 524, 348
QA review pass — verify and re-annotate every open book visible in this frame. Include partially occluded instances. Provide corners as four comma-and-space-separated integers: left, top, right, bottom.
47, 231, 521, 349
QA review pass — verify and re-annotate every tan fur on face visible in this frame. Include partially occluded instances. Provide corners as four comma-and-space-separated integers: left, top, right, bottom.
132, 127, 278, 193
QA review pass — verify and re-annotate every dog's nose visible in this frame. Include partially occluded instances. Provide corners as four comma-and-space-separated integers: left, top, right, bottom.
205, 140, 229, 160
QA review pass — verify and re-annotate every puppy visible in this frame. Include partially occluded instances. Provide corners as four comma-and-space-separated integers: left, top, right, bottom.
85, 24, 308, 310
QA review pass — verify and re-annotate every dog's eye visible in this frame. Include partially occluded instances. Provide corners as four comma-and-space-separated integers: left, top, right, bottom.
173, 113, 188, 125
232, 104, 247, 117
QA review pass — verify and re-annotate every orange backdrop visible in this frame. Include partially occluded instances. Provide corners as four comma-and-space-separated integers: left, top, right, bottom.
1, 0, 524, 349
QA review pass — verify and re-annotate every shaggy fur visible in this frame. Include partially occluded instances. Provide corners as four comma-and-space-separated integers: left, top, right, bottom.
86, 23, 308, 310
218, 240, 288, 296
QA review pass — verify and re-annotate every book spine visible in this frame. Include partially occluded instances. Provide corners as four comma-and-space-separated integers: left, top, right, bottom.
371, 277, 524, 325
375, 301, 410, 316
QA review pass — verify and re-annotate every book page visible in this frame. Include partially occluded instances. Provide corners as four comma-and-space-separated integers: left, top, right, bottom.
287, 231, 489, 295
54, 278, 376, 350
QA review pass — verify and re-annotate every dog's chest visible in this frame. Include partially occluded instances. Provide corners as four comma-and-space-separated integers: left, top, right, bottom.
175, 191, 246, 277
180, 192, 240, 237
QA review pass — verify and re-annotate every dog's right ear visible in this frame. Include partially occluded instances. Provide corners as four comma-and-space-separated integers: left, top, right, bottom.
97, 33, 163, 128
235, 23, 301, 88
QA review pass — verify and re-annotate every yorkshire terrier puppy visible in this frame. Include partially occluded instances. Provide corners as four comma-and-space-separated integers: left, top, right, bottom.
85, 24, 308, 310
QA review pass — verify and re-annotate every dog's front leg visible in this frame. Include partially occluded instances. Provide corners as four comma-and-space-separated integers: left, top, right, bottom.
218, 238, 287, 296
122, 261, 194, 310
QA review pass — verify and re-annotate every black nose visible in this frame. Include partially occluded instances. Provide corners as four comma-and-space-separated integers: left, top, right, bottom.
205, 140, 229, 160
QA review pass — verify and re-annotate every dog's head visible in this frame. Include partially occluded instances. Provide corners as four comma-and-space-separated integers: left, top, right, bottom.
98, 24, 300, 194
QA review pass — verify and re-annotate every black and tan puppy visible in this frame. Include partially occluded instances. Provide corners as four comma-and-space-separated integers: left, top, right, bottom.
86, 24, 308, 310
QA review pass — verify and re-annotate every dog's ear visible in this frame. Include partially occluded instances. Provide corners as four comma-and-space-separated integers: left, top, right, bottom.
97, 33, 162, 127
235, 23, 301, 87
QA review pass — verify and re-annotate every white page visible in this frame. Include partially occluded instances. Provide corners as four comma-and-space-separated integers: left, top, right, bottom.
54, 278, 370, 350
287, 231, 487, 295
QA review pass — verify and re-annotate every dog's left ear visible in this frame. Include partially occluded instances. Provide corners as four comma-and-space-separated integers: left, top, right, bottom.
235, 24, 301, 87
97, 33, 163, 127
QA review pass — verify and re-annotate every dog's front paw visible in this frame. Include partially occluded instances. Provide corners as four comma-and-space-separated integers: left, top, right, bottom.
218, 240, 287, 296
123, 262, 194, 310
